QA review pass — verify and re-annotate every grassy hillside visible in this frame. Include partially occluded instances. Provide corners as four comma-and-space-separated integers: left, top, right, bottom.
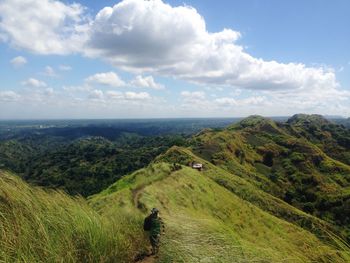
1, 157, 350, 262
90, 159, 350, 262
0, 170, 145, 263
1, 114, 350, 262
190, 115, 350, 239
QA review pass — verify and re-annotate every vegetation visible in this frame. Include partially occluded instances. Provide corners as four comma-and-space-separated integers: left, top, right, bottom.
0, 132, 187, 196
191, 114, 350, 240
6, 158, 345, 263
1, 114, 350, 262
0, 170, 145, 262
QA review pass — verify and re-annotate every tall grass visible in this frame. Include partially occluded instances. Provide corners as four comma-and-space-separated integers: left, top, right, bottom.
0, 171, 145, 263
134, 163, 350, 263
1, 159, 350, 263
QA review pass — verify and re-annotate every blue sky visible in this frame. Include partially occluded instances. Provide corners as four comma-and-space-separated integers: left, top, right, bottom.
0, 0, 349, 119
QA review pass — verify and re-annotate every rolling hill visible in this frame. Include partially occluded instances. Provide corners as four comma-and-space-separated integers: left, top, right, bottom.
0, 114, 350, 262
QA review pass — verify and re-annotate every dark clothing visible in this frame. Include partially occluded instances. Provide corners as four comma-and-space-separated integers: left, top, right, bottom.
150, 215, 162, 236
144, 213, 164, 255
149, 234, 160, 253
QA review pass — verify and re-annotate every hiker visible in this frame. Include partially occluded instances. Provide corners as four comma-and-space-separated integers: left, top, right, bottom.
143, 208, 164, 255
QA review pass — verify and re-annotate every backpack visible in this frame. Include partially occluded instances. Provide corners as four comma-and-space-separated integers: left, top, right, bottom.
143, 216, 152, 231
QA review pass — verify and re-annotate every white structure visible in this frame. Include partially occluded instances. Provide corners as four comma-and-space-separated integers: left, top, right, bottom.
192, 163, 203, 170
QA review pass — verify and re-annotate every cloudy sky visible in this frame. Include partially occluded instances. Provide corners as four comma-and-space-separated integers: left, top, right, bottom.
0, 0, 349, 119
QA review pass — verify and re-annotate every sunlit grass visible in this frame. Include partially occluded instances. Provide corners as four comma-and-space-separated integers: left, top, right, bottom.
1, 156, 349, 262
0, 171, 145, 263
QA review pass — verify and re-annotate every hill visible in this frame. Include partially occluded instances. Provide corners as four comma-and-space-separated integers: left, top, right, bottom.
191, 115, 350, 239
90, 154, 350, 262
2, 161, 348, 262
0, 118, 240, 196
1, 114, 350, 262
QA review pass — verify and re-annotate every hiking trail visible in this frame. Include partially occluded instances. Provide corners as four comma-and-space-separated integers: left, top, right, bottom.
137, 255, 155, 263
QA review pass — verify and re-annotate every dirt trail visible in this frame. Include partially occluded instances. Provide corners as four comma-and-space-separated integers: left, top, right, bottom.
132, 169, 176, 209
132, 186, 144, 208
138, 255, 155, 263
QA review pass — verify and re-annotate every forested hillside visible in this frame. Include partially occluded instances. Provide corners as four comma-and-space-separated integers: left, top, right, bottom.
0, 115, 349, 262
191, 114, 350, 239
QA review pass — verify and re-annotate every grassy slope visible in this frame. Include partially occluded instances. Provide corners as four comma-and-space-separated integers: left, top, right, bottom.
190, 116, 350, 238
1, 158, 350, 262
0, 170, 144, 263
89, 155, 350, 262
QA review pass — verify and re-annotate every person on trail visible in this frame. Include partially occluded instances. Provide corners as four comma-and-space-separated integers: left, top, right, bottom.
143, 208, 164, 255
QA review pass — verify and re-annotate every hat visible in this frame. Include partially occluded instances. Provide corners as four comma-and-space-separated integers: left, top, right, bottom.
151, 208, 159, 214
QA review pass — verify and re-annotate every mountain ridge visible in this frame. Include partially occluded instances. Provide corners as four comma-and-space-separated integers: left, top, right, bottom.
0, 114, 350, 262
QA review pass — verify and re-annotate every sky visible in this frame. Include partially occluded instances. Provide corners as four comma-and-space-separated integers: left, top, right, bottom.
0, 0, 349, 119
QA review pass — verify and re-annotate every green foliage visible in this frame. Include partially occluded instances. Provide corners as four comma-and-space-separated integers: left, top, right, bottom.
0, 134, 188, 196
1, 114, 350, 262
189, 114, 350, 240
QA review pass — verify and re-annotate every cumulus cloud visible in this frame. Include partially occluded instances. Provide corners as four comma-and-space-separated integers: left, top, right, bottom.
1, 0, 349, 117
130, 75, 164, 90
124, 91, 151, 100
214, 97, 237, 106
10, 56, 27, 68
88, 89, 151, 101
0, 91, 20, 101
105, 90, 151, 100
105, 90, 123, 100
63, 85, 91, 92
181, 91, 206, 101
85, 72, 125, 87
82, 0, 340, 98
0, 0, 88, 55
0, 0, 344, 96
215, 96, 267, 107
21, 78, 47, 88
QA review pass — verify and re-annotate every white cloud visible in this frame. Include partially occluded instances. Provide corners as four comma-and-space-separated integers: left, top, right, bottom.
105, 90, 123, 100
215, 97, 237, 106
83, 0, 340, 98
44, 66, 57, 77
63, 85, 91, 92
181, 91, 206, 100
21, 78, 47, 88
59, 65, 72, 71
1, 0, 349, 117
88, 89, 150, 101
0, 91, 20, 101
85, 72, 125, 87
10, 56, 27, 68
124, 91, 151, 100
88, 89, 104, 99
0, 0, 88, 55
130, 75, 164, 90
0, 0, 344, 97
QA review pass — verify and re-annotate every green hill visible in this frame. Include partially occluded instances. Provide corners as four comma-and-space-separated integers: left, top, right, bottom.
1, 114, 350, 262
1, 158, 349, 262
89, 157, 350, 262
191, 115, 350, 239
